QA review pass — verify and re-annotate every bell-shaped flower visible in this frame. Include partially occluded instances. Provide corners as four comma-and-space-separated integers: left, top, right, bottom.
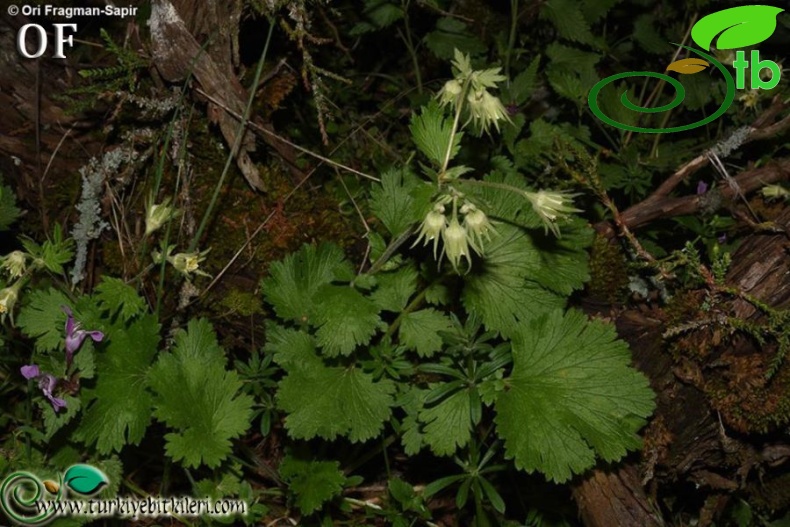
461, 203, 496, 250
441, 216, 473, 273
466, 88, 510, 133
145, 196, 180, 237
1, 251, 27, 279
0, 280, 23, 324
412, 204, 447, 258
62, 305, 104, 365
21, 364, 67, 412
524, 190, 581, 237
438, 79, 463, 108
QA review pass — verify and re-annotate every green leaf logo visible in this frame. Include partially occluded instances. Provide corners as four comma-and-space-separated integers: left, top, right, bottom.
691, 5, 784, 51
63, 464, 108, 495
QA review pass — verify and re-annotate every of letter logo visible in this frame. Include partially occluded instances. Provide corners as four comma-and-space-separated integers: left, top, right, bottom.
588, 5, 784, 133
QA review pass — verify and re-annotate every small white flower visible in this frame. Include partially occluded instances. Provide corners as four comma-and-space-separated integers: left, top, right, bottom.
461, 203, 496, 250
466, 89, 510, 133
442, 216, 472, 272
1, 251, 27, 279
169, 249, 211, 278
438, 79, 463, 108
412, 204, 447, 258
152, 245, 211, 279
145, 196, 180, 237
525, 190, 581, 237
0, 280, 23, 323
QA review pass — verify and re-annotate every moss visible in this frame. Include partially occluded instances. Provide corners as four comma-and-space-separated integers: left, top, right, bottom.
586, 233, 629, 303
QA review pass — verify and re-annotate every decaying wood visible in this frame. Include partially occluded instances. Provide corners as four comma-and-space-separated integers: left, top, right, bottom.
572, 465, 664, 527
148, 0, 303, 191
576, 188, 790, 527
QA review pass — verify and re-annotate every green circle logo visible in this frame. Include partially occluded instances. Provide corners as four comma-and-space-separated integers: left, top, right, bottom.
587, 45, 735, 133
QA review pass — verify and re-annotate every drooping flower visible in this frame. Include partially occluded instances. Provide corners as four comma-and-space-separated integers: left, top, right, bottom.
145, 195, 180, 237
412, 204, 447, 258
438, 79, 463, 108
62, 306, 104, 365
524, 190, 581, 237
0, 280, 23, 323
152, 245, 211, 279
21, 364, 67, 412
442, 215, 473, 272
461, 202, 496, 250
1, 251, 27, 279
466, 88, 510, 133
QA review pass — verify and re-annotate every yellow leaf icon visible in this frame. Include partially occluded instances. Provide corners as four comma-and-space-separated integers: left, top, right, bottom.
666, 58, 710, 74
43, 480, 60, 493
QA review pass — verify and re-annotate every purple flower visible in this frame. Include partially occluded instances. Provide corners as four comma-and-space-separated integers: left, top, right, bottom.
62, 306, 103, 365
697, 181, 709, 195
21, 364, 67, 412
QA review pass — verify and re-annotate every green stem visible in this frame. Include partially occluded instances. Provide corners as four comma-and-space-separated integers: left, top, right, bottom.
400, 0, 422, 94
189, 20, 275, 252
451, 178, 526, 197
383, 282, 432, 340
505, 0, 518, 82
440, 84, 468, 175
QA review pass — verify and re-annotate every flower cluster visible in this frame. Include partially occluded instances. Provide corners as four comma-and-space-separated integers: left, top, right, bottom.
437, 50, 511, 134
413, 195, 496, 273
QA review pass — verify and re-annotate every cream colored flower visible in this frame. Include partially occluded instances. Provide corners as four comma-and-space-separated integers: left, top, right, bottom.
0, 280, 23, 323
466, 88, 510, 133
413, 204, 447, 258
169, 249, 211, 278
438, 79, 463, 108
1, 251, 27, 279
525, 190, 581, 237
461, 203, 496, 250
441, 216, 472, 272
145, 196, 180, 237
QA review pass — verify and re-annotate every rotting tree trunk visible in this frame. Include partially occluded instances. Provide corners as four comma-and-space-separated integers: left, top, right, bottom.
574, 187, 790, 527
0, 12, 98, 226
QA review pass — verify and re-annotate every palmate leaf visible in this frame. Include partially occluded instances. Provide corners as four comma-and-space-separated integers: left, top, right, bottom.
262, 243, 354, 324
279, 454, 347, 515
419, 389, 473, 456
17, 288, 70, 352
369, 169, 422, 238
76, 313, 160, 453
277, 364, 395, 442
410, 101, 462, 168
399, 309, 452, 357
94, 276, 146, 321
313, 285, 382, 357
264, 322, 323, 372
495, 310, 655, 483
462, 224, 566, 338
148, 318, 253, 468
369, 264, 418, 312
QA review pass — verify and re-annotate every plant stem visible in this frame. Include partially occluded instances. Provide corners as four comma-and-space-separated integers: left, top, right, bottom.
400, 0, 423, 94
505, 0, 518, 83
441, 84, 468, 175
189, 20, 274, 252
